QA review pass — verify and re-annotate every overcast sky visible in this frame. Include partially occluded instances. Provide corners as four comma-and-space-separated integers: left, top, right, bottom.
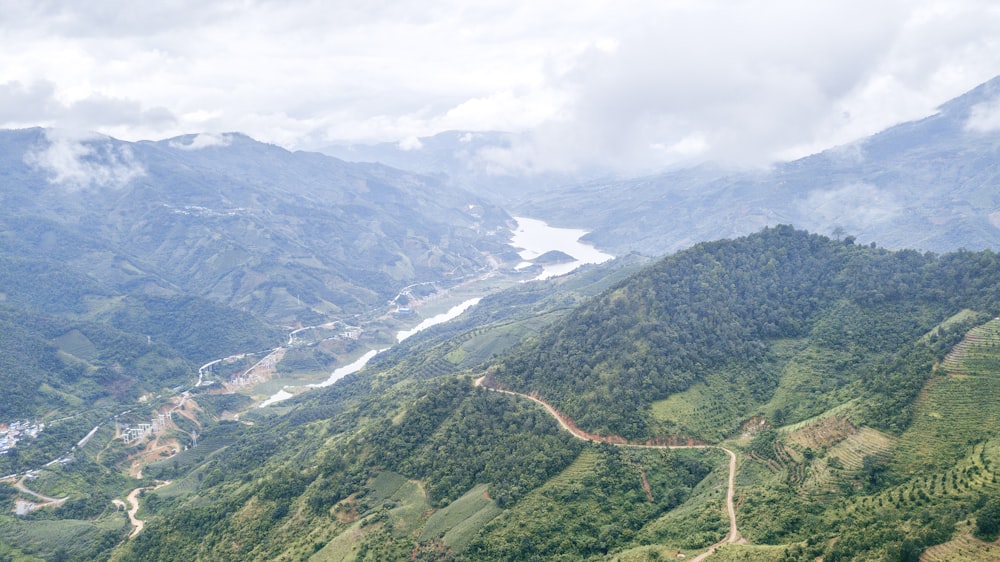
2, 0, 999, 173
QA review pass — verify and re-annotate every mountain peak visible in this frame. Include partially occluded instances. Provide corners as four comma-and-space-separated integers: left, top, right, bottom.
157, 132, 256, 151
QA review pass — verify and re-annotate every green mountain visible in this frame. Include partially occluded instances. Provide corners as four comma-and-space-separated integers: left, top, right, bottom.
6, 79, 1000, 560
0, 252, 281, 419
0, 127, 512, 400
0, 128, 511, 324
0, 127, 514, 479
491, 225, 1000, 440
50, 228, 998, 562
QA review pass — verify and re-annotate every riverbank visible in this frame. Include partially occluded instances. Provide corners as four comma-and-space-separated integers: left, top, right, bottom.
257, 216, 614, 407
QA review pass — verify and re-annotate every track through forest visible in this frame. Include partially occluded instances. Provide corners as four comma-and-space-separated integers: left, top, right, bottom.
115, 480, 171, 538
475, 376, 742, 559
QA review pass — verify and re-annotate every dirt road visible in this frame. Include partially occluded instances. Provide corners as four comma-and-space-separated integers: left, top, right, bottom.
121, 481, 170, 538
11, 477, 68, 515
475, 376, 742, 558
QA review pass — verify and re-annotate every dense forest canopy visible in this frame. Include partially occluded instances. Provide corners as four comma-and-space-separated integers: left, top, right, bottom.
491, 226, 1000, 438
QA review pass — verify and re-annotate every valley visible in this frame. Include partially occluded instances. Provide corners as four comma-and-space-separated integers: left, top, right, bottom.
0, 215, 614, 511
2, 76, 1000, 560
5, 220, 1000, 561
87, 228, 1000, 562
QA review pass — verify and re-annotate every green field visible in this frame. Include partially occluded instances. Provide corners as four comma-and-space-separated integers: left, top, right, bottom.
418, 483, 501, 550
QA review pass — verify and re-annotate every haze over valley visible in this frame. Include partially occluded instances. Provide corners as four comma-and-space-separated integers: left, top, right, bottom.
3, 3, 1000, 561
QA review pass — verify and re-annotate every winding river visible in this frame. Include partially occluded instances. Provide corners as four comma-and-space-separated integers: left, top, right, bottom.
260, 218, 613, 406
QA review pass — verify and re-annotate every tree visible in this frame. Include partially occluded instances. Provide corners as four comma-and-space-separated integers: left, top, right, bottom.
975, 497, 1000, 540
861, 454, 888, 491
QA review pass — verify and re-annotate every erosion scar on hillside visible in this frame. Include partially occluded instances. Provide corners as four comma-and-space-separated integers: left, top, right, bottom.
474, 376, 743, 558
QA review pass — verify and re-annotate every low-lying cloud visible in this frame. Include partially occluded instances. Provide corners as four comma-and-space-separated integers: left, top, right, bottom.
966, 97, 1000, 132
3, 1, 1000, 176
169, 132, 233, 150
799, 183, 902, 232
25, 129, 145, 190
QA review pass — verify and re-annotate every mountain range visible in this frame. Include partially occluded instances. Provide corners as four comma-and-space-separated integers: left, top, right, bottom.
0, 128, 511, 323
326, 76, 1000, 256
1, 77, 1000, 562
0, 127, 513, 420
106, 228, 1000, 562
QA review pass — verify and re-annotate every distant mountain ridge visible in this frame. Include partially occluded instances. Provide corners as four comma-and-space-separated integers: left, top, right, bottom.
398, 76, 1000, 256
319, 130, 614, 204
0, 128, 512, 323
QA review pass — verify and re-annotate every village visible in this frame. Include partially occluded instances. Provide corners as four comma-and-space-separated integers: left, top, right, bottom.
0, 420, 43, 455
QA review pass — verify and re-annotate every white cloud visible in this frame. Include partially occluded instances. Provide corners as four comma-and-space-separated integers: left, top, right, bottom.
652, 134, 709, 160
799, 183, 903, 230
25, 129, 145, 190
397, 136, 423, 151
1, 1, 999, 174
169, 132, 233, 150
966, 97, 1000, 132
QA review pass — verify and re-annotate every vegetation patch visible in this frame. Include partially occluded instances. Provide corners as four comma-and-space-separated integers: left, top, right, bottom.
467, 446, 717, 560
418, 484, 500, 549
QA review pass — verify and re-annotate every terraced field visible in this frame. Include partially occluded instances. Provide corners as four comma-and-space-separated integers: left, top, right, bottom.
798, 427, 893, 496
309, 472, 431, 562
921, 528, 1000, 561
784, 415, 856, 450
894, 318, 1000, 475
418, 484, 501, 550
853, 440, 999, 512
651, 371, 770, 442
940, 318, 1000, 376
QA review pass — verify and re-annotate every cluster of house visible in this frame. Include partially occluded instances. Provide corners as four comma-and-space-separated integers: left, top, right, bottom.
0, 421, 43, 454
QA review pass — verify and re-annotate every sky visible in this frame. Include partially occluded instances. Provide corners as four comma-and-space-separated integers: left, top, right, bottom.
2, 0, 1000, 174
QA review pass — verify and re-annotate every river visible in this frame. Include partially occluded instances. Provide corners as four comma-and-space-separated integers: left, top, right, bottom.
510, 216, 614, 280
396, 298, 482, 342
259, 299, 482, 407
260, 217, 612, 406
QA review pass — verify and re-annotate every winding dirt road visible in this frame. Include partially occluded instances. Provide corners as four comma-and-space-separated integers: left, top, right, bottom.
11, 477, 68, 515
475, 377, 741, 559
119, 481, 171, 538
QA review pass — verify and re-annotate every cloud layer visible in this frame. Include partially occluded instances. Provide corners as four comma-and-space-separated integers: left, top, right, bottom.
25, 129, 145, 190
2, 1, 999, 173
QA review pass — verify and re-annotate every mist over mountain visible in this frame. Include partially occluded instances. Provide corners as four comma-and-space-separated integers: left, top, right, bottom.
0, 128, 511, 323
4, 71, 1000, 562
519, 76, 1000, 256
326, 77, 1000, 257
319, 130, 615, 205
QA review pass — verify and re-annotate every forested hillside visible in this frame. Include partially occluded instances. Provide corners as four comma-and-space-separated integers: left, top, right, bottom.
85, 227, 1000, 561
491, 226, 1000, 439
0, 252, 282, 421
